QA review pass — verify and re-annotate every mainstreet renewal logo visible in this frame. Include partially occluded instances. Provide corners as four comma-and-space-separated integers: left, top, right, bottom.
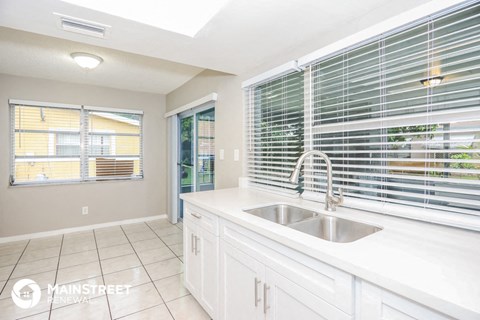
11, 279, 41, 309
11, 279, 131, 309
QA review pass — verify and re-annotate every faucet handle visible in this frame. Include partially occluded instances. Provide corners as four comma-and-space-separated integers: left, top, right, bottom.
337, 188, 344, 205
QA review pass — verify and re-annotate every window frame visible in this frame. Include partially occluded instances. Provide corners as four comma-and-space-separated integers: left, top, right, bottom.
9, 99, 144, 186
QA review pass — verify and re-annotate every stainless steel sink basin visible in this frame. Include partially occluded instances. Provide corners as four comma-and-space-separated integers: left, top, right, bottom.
288, 216, 382, 243
243, 204, 317, 225
243, 204, 382, 243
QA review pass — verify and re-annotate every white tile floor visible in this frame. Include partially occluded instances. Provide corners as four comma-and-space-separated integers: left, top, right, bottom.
0, 219, 211, 320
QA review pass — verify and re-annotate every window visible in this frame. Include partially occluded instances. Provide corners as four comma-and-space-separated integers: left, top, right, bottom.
86, 109, 142, 180
89, 134, 111, 156
246, 2, 480, 218
10, 101, 144, 185
56, 132, 81, 156
303, 3, 480, 216
246, 71, 304, 194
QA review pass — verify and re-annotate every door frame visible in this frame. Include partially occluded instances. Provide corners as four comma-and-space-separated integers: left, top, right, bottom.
168, 103, 215, 223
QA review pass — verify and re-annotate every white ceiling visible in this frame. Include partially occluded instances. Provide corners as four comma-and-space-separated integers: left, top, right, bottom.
0, 27, 204, 94
0, 0, 433, 94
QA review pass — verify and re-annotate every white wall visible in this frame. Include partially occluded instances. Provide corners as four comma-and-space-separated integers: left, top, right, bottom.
0, 74, 167, 237
166, 70, 244, 189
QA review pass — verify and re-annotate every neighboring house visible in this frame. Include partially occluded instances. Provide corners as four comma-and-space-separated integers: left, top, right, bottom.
14, 106, 141, 182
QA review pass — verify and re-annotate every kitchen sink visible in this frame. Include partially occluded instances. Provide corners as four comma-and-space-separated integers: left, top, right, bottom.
288, 215, 382, 243
243, 204, 382, 243
243, 204, 317, 225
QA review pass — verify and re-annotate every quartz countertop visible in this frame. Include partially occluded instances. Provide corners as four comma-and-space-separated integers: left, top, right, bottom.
181, 187, 480, 320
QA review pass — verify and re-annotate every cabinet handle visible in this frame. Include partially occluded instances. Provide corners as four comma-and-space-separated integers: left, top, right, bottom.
263, 283, 270, 314
191, 233, 195, 253
254, 278, 261, 307
194, 236, 200, 255
191, 212, 202, 219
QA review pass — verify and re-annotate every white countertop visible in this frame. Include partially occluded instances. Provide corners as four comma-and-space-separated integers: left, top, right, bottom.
181, 187, 480, 320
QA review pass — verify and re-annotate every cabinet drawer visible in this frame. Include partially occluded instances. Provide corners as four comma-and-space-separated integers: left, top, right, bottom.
221, 220, 354, 315
184, 203, 219, 235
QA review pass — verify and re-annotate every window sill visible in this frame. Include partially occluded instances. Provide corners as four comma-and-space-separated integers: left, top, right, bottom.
8, 177, 144, 189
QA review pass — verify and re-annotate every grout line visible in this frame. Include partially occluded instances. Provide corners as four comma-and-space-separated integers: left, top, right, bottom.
146, 224, 182, 260
0, 240, 30, 297
93, 229, 114, 320
113, 304, 168, 320
120, 223, 177, 320
144, 220, 187, 317
48, 234, 64, 320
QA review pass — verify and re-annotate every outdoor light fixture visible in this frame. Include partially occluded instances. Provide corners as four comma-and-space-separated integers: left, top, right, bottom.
420, 76, 444, 87
71, 52, 103, 69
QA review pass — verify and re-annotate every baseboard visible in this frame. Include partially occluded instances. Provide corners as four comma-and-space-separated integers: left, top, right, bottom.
0, 214, 168, 244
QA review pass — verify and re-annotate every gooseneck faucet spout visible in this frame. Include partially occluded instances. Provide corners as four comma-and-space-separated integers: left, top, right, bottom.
289, 150, 344, 212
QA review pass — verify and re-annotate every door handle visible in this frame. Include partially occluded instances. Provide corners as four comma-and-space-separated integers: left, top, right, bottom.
263, 283, 270, 314
191, 233, 195, 253
194, 235, 200, 255
254, 278, 261, 307
191, 212, 202, 219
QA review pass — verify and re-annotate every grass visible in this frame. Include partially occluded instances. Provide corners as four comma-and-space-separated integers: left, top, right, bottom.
181, 166, 213, 186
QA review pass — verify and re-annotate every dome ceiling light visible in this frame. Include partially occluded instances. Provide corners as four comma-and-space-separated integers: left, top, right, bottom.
71, 52, 103, 69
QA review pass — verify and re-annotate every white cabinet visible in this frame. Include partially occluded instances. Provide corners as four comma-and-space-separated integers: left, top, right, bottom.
184, 221, 201, 296
219, 241, 265, 320
357, 281, 452, 320
219, 222, 352, 320
183, 204, 219, 319
199, 227, 218, 315
266, 268, 350, 320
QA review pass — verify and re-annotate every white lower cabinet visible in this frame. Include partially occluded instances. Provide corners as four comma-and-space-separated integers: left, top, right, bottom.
199, 227, 219, 315
183, 205, 219, 319
219, 241, 265, 320
184, 221, 201, 297
357, 281, 452, 320
265, 267, 351, 320
219, 223, 352, 320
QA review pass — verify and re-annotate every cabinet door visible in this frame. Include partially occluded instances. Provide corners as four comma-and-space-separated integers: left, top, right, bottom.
219, 241, 265, 320
265, 268, 351, 320
199, 228, 218, 318
357, 281, 452, 320
184, 221, 201, 296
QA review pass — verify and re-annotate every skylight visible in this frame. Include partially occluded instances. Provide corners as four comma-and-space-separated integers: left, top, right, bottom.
61, 0, 229, 37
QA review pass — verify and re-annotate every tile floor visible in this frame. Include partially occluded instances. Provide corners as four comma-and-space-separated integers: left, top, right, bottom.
0, 219, 211, 320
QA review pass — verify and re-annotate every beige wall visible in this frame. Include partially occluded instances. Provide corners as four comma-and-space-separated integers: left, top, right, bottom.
166, 70, 244, 189
0, 74, 167, 237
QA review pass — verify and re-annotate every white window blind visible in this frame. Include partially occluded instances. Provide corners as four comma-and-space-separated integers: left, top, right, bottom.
246, 71, 304, 194
303, 3, 480, 216
10, 101, 144, 185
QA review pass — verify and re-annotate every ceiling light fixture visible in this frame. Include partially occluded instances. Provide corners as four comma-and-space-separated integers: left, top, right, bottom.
71, 52, 103, 69
420, 76, 444, 88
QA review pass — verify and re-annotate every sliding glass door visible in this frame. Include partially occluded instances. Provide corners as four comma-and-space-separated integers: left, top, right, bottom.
178, 106, 215, 218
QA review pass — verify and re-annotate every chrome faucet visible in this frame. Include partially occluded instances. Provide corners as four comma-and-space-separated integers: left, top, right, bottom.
289, 150, 344, 212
